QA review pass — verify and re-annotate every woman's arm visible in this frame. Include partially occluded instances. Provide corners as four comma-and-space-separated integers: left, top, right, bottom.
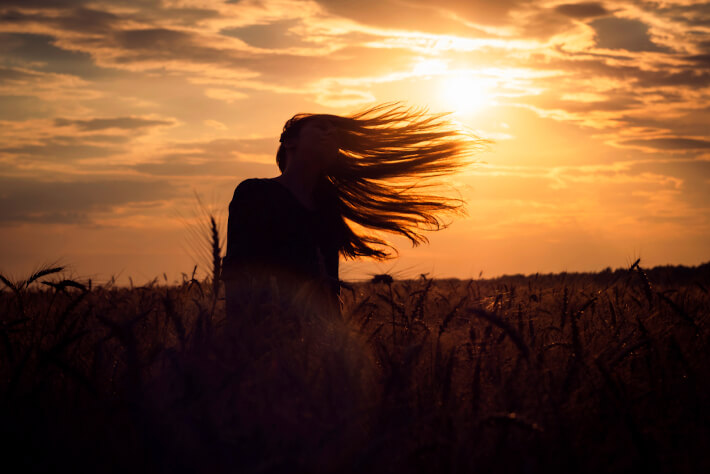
221, 179, 279, 280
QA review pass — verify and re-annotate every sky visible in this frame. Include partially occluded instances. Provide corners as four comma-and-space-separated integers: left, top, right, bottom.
1, 0, 709, 284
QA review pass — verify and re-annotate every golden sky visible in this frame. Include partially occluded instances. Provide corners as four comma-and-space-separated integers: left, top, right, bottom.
1, 0, 708, 284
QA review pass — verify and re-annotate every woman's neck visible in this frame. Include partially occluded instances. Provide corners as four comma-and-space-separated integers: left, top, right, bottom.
273, 164, 320, 211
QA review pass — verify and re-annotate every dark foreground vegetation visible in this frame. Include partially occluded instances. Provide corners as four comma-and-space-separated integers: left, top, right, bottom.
1, 261, 709, 473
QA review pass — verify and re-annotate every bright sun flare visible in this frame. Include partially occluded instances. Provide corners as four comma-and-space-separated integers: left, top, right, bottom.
439, 74, 494, 116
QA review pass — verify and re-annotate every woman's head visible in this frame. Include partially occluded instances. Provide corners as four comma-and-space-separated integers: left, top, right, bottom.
277, 115, 341, 174
275, 102, 486, 259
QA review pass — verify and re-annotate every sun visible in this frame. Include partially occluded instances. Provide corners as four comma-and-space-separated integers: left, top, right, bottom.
438, 73, 495, 116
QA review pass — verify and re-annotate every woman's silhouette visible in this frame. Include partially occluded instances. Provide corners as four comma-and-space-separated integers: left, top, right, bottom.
221, 102, 480, 316
215, 102, 481, 470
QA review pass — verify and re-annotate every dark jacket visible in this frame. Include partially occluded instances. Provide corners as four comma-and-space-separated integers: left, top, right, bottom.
221, 178, 341, 298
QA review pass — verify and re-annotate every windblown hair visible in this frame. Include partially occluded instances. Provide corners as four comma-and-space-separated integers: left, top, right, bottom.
276, 102, 485, 259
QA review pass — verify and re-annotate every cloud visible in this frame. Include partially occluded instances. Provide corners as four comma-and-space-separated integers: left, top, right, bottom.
54, 116, 173, 131
407, 0, 524, 27
523, 91, 642, 114
0, 95, 51, 120
220, 19, 318, 49
619, 138, 710, 151
644, 1, 710, 28
133, 156, 273, 178
0, 176, 181, 224
130, 136, 279, 177
139, 6, 220, 27
237, 45, 421, 86
204, 119, 227, 130
194, 137, 276, 155
619, 108, 710, 137
0, 63, 105, 109
204, 88, 249, 103
684, 53, 710, 66
467, 157, 710, 236
0, 139, 122, 161
0, 0, 706, 279
554, 2, 609, 19
0, 7, 119, 34
590, 17, 672, 53
0, 33, 121, 79
312, 0, 502, 34
315, 88, 376, 108
0, 0, 92, 7
113, 27, 194, 51
540, 55, 710, 89
0, 66, 42, 82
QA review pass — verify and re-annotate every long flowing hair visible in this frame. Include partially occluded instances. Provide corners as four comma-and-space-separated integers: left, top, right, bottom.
276, 102, 485, 259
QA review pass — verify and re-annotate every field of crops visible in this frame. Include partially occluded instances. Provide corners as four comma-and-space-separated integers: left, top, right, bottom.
1, 261, 709, 473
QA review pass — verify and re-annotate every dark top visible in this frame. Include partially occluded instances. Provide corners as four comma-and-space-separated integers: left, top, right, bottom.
221, 178, 341, 297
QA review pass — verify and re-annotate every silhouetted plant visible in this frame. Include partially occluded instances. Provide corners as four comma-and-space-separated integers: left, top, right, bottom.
1, 260, 709, 473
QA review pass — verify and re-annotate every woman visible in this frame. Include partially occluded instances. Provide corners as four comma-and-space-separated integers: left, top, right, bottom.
221, 102, 481, 316
216, 103, 481, 471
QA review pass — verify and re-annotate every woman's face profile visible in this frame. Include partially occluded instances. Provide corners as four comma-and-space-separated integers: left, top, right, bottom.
294, 118, 339, 173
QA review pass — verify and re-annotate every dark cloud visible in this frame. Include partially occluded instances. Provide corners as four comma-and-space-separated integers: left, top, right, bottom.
221, 19, 317, 49
620, 138, 710, 151
114, 28, 193, 50
0, 137, 122, 161
523, 93, 641, 113
0, 0, 170, 10
56, 7, 119, 32
145, 7, 220, 27
54, 117, 173, 131
634, 68, 710, 88
134, 156, 273, 177
518, 9, 581, 40
0, 7, 119, 34
0, 66, 42, 82
166, 137, 277, 157
638, 1, 710, 28
0, 3, 218, 34
0, 6, 477, 82
239, 45, 420, 85
0, 33, 123, 79
683, 53, 710, 67
638, 215, 699, 225
66, 134, 132, 144
540, 56, 710, 88
131, 137, 278, 177
0, 95, 52, 120
0, 0, 92, 7
619, 111, 710, 137
590, 17, 672, 53
48, 23, 421, 88
0, 176, 180, 224
4, 26, 236, 75
104, 27, 251, 66
554, 2, 609, 19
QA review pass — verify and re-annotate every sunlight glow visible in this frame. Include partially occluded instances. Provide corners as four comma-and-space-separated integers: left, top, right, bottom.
438, 73, 495, 116
412, 58, 448, 76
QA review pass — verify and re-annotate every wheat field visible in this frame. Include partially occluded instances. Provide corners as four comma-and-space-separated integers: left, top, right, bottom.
1, 261, 708, 473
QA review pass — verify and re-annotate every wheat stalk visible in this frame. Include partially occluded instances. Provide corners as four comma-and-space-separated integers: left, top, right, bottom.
177, 190, 225, 295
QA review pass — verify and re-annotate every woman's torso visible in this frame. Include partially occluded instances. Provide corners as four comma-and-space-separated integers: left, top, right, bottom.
221, 178, 341, 297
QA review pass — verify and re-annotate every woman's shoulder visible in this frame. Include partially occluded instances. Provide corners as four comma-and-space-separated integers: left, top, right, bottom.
233, 177, 272, 193
230, 178, 279, 202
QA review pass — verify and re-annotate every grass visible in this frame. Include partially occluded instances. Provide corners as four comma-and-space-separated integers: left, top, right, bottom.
0, 260, 708, 473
